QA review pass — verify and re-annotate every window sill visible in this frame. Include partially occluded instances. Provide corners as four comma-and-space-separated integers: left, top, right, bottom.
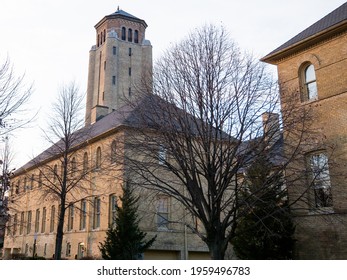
308, 207, 334, 215
156, 226, 171, 232
301, 97, 319, 105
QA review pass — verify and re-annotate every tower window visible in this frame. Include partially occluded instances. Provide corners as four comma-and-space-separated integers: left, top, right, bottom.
103, 29, 106, 42
104, 61, 106, 70
112, 75, 116, 85
134, 30, 139, 43
97, 34, 100, 47
128, 87, 132, 97
113, 46, 116, 55
128, 28, 133, 42
121, 27, 126, 40
128, 67, 132, 76
129, 47, 132, 56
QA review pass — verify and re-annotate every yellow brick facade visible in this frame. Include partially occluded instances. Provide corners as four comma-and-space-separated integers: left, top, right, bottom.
2, 9, 209, 260
262, 3, 347, 259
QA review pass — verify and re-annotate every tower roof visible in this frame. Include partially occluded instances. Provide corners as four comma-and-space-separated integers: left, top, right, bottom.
95, 8, 147, 29
109, 9, 140, 20
261, 2, 347, 63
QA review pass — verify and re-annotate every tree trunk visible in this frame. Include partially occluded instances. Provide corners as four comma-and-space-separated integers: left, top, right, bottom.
54, 204, 66, 260
207, 234, 228, 260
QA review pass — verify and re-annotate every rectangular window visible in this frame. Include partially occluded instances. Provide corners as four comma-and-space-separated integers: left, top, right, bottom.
129, 47, 132, 56
35, 209, 40, 233
309, 153, 333, 208
80, 200, 87, 230
66, 242, 71, 257
93, 197, 101, 229
20, 212, 24, 235
68, 204, 74, 231
41, 207, 46, 233
128, 67, 132, 76
50, 205, 55, 232
44, 243, 47, 256
6, 216, 11, 236
13, 214, 17, 235
112, 75, 116, 85
158, 144, 167, 165
113, 46, 117, 55
109, 194, 117, 227
157, 196, 169, 229
104, 60, 106, 70
27, 211, 32, 234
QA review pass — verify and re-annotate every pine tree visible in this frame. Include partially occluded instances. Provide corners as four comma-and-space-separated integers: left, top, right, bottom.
99, 185, 156, 260
232, 154, 295, 259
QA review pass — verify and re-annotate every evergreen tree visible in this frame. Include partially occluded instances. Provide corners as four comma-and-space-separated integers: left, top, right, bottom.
99, 185, 156, 260
232, 154, 295, 259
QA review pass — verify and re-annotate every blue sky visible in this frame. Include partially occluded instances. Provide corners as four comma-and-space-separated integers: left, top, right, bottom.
0, 0, 345, 167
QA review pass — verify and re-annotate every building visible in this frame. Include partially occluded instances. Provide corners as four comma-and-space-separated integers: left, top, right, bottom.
2, 8, 209, 260
262, 2, 347, 259
3, 3, 347, 260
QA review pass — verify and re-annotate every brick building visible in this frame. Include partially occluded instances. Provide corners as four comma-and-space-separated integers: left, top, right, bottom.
262, 2, 347, 259
2, 9, 209, 260
3, 3, 347, 260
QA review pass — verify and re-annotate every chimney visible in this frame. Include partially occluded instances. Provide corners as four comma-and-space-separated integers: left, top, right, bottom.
262, 112, 281, 147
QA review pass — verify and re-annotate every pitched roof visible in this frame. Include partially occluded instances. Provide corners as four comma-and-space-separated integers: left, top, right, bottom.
14, 95, 234, 175
109, 9, 140, 20
14, 104, 133, 174
261, 2, 347, 63
95, 8, 147, 29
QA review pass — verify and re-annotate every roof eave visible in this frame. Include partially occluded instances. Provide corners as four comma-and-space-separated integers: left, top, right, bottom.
261, 20, 347, 65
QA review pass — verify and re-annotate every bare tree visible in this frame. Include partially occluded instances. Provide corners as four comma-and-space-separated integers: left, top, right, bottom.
0, 136, 15, 248
0, 57, 33, 135
8, 82, 99, 259
119, 25, 318, 259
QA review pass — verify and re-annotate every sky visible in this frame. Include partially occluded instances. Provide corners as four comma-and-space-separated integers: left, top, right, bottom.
0, 0, 345, 168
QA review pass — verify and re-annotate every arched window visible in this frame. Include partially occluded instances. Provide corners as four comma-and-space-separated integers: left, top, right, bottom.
71, 157, 77, 177
23, 177, 27, 192
16, 180, 20, 194
121, 27, 126, 40
83, 152, 88, 173
134, 30, 139, 43
111, 140, 117, 164
38, 171, 42, 188
95, 147, 102, 169
30, 174, 34, 190
302, 63, 318, 101
53, 164, 58, 183
128, 28, 133, 42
